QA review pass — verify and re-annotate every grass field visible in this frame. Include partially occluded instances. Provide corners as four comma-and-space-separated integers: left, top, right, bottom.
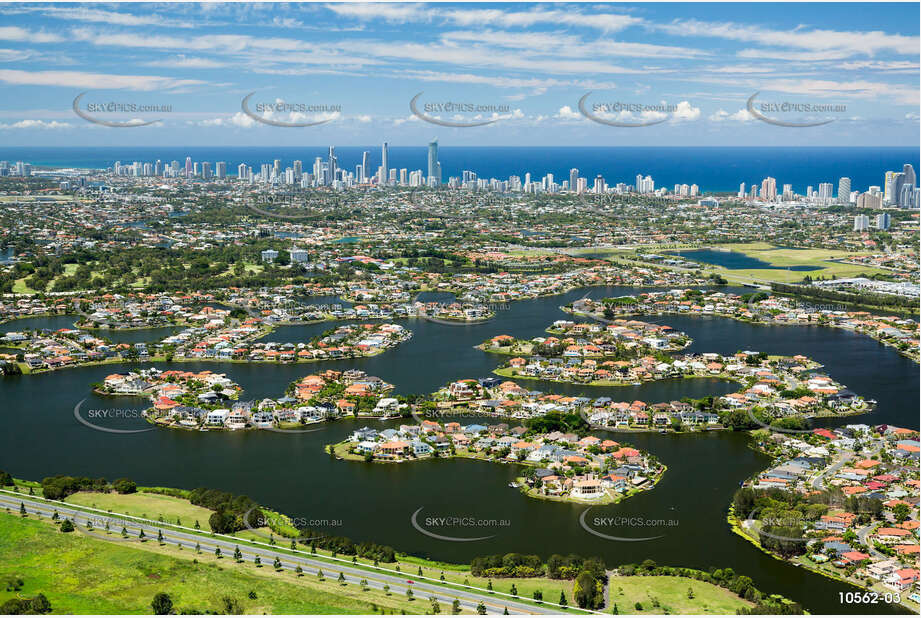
698, 242, 888, 283
64, 491, 216, 532
575, 242, 889, 285
0, 511, 430, 615
11, 278, 37, 294
607, 575, 752, 614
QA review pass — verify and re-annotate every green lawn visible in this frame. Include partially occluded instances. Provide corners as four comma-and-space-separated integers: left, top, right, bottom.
707, 242, 889, 283
0, 511, 434, 615
607, 575, 753, 614
64, 491, 215, 531
11, 278, 36, 294
572, 241, 890, 285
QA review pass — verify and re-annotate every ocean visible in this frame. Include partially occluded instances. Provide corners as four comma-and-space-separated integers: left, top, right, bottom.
1, 146, 917, 194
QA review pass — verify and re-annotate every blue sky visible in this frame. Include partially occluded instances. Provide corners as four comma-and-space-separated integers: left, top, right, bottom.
0, 2, 918, 147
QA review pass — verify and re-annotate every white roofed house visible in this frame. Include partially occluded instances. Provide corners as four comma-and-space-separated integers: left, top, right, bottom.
205, 409, 229, 426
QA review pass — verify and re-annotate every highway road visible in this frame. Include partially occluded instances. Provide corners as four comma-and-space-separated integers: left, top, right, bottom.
0, 492, 583, 615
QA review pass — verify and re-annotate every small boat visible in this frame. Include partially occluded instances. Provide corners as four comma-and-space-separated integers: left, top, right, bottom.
508, 482, 520, 488
631, 382, 642, 386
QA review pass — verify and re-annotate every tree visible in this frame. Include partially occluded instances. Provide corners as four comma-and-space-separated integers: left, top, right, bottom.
406, 588, 414, 600
295, 565, 303, 576
893, 503, 911, 522
452, 599, 461, 614
574, 571, 601, 609
30, 593, 51, 614
138, 529, 146, 541
431, 597, 441, 614
533, 590, 543, 602
687, 586, 695, 599
157, 529, 164, 544
151, 592, 173, 615
113, 478, 137, 494
476, 602, 487, 615
253, 555, 261, 567
233, 546, 243, 562
338, 572, 346, 584
510, 584, 518, 596
60, 519, 74, 533
559, 592, 567, 607
19, 502, 26, 517
273, 557, 282, 571
214, 547, 222, 558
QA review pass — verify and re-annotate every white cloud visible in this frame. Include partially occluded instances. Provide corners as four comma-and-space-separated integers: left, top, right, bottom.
0, 48, 32, 62
709, 109, 754, 123
555, 106, 582, 120
0, 69, 206, 91
272, 17, 304, 29
671, 101, 700, 121
199, 112, 257, 128
658, 19, 919, 57
0, 119, 72, 129
39, 7, 184, 28
146, 55, 226, 69
0, 26, 64, 43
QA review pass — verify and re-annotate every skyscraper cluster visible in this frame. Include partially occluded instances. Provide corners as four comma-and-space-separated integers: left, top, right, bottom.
741, 165, 918, 209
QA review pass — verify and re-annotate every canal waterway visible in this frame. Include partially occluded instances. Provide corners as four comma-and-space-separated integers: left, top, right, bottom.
0, 285, 916, 614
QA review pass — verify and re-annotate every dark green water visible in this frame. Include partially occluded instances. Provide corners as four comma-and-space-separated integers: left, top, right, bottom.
1, 285, 916, 615
0, 317, 178, 344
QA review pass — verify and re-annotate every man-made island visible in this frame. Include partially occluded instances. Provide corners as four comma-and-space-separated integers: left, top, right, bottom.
328, 418, 665, 505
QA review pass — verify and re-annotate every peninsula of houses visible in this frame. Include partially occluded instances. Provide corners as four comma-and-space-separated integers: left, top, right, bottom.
732, 423, 919, 610
567, 289, 919, 363
329, 419, 665, 504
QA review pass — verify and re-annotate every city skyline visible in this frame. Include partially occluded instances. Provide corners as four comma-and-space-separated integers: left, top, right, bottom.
0, 2, 918, 147
5, 145, 916, 207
